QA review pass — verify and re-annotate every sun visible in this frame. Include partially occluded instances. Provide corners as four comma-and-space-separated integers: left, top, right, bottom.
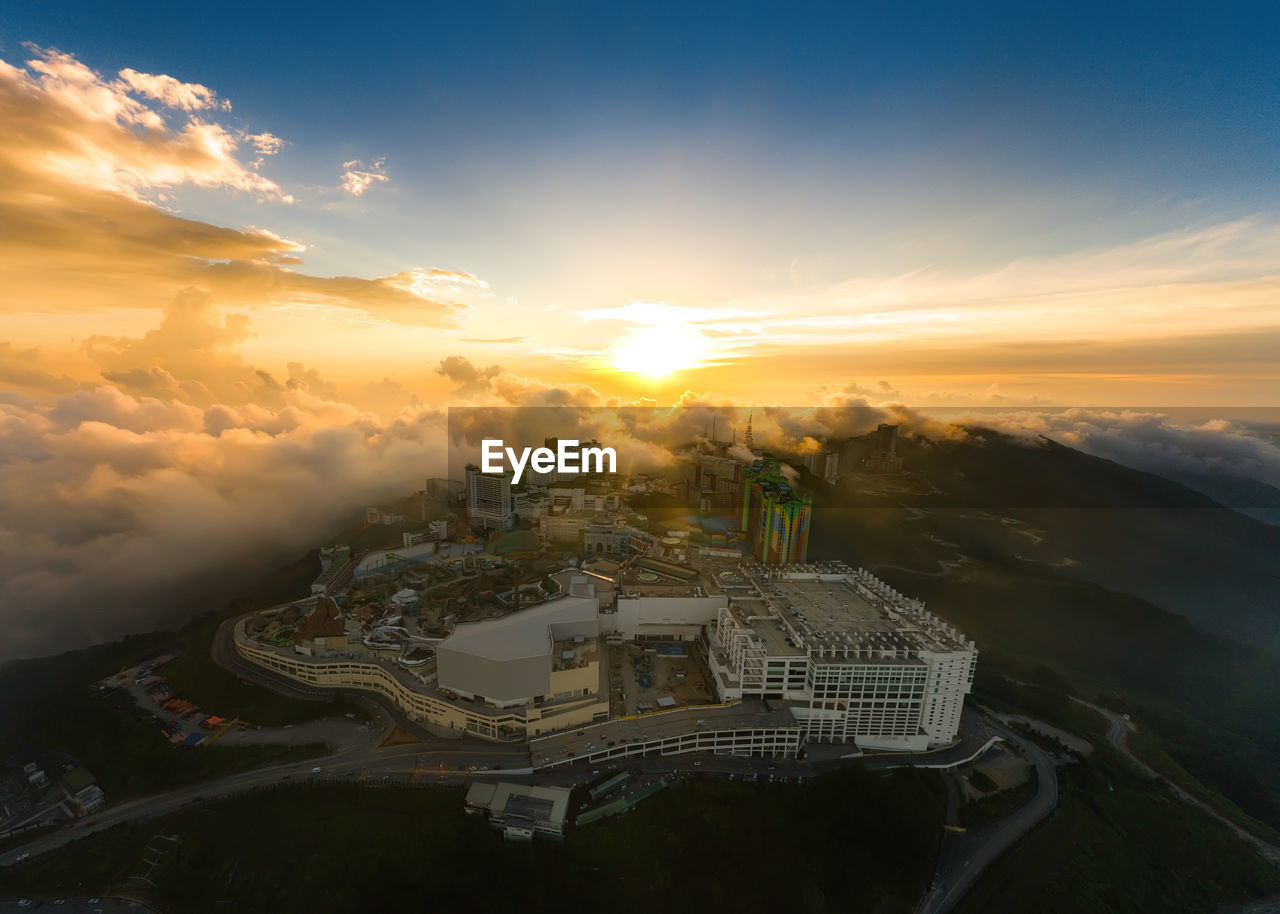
611, 324, 709, 377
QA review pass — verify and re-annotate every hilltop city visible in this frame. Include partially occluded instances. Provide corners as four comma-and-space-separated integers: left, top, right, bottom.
218, 422, 979, 839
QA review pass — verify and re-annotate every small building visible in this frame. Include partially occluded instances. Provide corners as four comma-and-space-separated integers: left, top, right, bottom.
354, 542, 439, 579
465, 782, 572, 842
402, 530, 435, 549
391, 588, 420, 608
73, 785, 105, 816
293, 597, 350, 656
429, 515, 456, 540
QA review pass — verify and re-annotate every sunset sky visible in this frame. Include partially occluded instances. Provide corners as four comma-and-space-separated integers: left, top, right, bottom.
3, 3, 1279, 408
2, 3, 1279, 658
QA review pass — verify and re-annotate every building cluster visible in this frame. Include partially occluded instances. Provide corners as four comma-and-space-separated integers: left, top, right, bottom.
236, 551, 974, 763
0, 761, 104, 839
234, 420, 958, 769
467, 449, 819, 566
465, 781, 572, 842
465, 462, 623, 534
804, 447, 841, 484
861, 423, 903, 473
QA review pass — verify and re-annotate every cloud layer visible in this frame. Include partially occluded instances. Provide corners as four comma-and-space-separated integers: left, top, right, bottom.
3, 42, 1279, 665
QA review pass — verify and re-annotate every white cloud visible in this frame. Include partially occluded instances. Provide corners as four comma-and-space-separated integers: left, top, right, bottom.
3, 45, 289, 200
116, 67, 230, 112
340, 157, 389, 196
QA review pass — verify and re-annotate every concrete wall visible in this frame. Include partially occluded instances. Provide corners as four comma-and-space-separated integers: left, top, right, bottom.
236, 624, 606, 740
435, 596, 600, 703
548, 662, 597, 697
614, 595, 724, 637
437, 649, 550, 704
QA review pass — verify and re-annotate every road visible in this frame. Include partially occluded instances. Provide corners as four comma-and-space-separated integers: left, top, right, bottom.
0, 727, 833, 872
212, 614, 463, 744
917, 720, 1059, 914
1072, 698, 1280, 867
1, 698, 987, 875
0, 614, 1007, 886
211, 616, 340, 706
0, 707, 534, 871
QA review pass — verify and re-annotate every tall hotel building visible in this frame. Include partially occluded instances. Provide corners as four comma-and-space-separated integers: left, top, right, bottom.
707, 563, 976, 750
465, 463, 514, 531
739, 458, 812, 565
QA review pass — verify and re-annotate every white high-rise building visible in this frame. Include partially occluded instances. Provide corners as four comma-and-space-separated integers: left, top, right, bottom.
466, 463, 514, 531
706, 563, 976, 751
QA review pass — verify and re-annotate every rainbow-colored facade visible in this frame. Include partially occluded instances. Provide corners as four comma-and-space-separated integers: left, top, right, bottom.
739, 458, 811, 565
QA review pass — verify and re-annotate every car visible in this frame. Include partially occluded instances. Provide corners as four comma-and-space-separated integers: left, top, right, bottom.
311, 766, 322, 773
89, 899, 101, 904
16, 852, 29, 861
17, 901, 31, 908
693, 761, 702, 766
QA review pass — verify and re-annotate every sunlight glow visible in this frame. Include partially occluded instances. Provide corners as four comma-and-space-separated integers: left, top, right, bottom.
611, 325, 709, 377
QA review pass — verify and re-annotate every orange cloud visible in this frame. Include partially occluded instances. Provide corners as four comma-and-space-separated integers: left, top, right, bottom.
0, 46, 471, 329
4, 46, 286, 199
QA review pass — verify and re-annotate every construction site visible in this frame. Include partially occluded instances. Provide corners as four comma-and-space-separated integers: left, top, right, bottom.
607, 641, 717, 717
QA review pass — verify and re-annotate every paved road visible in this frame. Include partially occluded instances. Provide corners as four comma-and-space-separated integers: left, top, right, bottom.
917, 720, 1059, 914
0, 612, 1007, 887
211, 616, 339, 706
0, 899, 154, 912
1, 698, 975, 876
0, 732, 835, 873
0, 723, 534, 871
1072, 698, 1280, 867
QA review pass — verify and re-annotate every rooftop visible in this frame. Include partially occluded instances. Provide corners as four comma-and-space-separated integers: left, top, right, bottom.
760, 577, 894, 635
466, 781, 571, 828
236, 611, 592, 717
438, 594, 598, 663
745, 564, 974, 656
294, 596, 345, 644
614, 550, 750, 599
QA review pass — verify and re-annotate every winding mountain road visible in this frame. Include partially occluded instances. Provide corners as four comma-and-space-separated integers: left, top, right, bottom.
1071, 698, 1280, 867
916, 720, 1059, 914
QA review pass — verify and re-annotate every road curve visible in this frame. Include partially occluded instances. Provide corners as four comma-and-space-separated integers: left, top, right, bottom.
917, 720, 1059, 914
1072, 698, 1280, 867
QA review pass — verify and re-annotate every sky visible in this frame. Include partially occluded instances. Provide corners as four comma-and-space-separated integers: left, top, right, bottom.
1, 2, 1280, 658
3, 2, 1280, 405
